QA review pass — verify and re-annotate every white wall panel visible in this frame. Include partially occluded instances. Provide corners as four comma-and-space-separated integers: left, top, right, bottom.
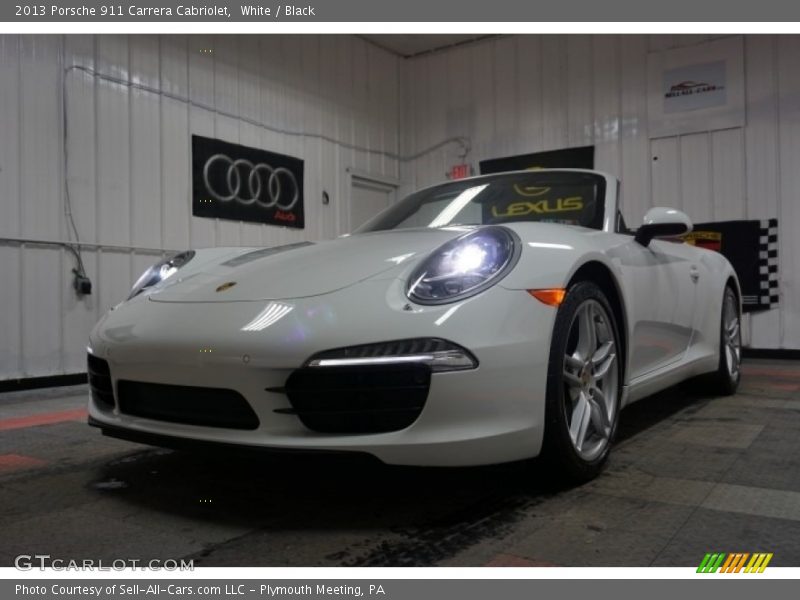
777, 36, 800, 348
650, 137, 680, 209
22, 248, 62, 376
540, 36, 568, 152
0, 38, 23, 375
0, 36, 20, 239
515, 36, 543, 156
0, 247, 22, 377
619, 35, 649, 225
679, 133, 712, 222
711, 128, 746, 221
160, 35, 190, 251
0, 34, 399, 380
744, 36, 781, 349
95, 36, 131, 247
20, 36, 62, 241
401, 34, 800, 349
470, 41, 495, 165
64, 36, 97, 245
566, 36, 593, 148
493, 37, 518, 158
592, 36, 620, 176
130, 35, 163, 250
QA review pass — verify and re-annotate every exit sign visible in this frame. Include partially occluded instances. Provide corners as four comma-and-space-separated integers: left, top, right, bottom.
449, 164, 471, 180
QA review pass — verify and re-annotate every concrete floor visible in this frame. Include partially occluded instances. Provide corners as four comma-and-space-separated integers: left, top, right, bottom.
1, 358, 799, 567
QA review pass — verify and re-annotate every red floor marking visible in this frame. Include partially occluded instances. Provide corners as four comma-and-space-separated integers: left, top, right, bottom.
766, 382, 800, 391
741, 367, 800, 380
0, 408, 87, 431
484, 553, 559, 567
0, 454, 47, 473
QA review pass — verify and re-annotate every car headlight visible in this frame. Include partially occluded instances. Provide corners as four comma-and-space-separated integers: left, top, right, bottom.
127, 250, 195, 300
407, 226, 519, 304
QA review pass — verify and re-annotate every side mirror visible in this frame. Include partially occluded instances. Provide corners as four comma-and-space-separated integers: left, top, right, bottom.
635, 207, 693, 247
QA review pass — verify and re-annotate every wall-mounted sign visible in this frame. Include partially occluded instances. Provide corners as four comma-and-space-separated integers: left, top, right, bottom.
663, 60, 727, 114
685, 219, 779, 312
448, 163, 472, 180
192, 135, 305, 229
479, 146, 594, 174
647, 37, 744, 138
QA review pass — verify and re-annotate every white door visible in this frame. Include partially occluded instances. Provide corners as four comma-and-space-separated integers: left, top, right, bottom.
615, 238, 698, 380
349, 176, 396, 232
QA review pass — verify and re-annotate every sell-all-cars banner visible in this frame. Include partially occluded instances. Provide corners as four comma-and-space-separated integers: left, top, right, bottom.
192, 135, 305, 229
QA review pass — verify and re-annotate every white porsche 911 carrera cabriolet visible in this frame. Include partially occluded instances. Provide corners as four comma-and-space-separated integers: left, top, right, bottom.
88, 169, 741, 482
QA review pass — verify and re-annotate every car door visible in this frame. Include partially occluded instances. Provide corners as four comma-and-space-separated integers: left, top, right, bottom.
613, 237, 699, 380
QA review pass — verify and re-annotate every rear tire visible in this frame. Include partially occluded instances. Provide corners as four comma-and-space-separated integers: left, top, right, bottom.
704, 285, 742, 396
539, 281, 623, 484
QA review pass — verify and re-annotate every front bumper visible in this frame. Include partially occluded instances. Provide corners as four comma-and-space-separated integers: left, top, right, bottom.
88, 279, 556, 466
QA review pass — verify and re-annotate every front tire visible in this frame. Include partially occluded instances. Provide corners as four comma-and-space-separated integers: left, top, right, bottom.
705, 285, 742, 396
540, 281, 623, 484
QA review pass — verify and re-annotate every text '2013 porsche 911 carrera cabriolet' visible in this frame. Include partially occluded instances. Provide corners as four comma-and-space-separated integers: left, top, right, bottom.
88, 169, 742, 482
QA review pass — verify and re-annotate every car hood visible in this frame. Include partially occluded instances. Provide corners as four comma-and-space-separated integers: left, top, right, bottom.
150, 228, 468, 303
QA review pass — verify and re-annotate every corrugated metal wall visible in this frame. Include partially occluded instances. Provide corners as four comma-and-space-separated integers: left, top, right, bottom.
3, 33, 799, 381
0, 34, 399, 380
399, 34, 800, 350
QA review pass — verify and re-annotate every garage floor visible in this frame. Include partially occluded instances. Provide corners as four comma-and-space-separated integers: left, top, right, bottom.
1, 358, 800, 568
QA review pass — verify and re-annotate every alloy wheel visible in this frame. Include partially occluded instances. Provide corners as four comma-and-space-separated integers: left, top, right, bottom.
562, 299, 619, 461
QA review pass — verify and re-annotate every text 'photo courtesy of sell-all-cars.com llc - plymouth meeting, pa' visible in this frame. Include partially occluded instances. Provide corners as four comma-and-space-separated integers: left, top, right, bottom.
87, 168, 742, 483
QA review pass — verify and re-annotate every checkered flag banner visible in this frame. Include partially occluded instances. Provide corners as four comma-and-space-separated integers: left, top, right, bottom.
757, 218, 780, 309
685, 218, 779, 313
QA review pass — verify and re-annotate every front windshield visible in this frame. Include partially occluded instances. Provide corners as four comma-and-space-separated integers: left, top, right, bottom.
358, 171, 606, 233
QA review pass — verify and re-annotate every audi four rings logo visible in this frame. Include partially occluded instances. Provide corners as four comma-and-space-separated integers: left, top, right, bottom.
203, 154, 300, 211
192, 135, 304, 228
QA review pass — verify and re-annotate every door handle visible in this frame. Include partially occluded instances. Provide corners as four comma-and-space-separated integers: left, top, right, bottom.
690, 266, 700, 282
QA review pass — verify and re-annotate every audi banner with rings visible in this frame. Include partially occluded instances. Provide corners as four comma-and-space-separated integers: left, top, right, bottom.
192, 135, 305, 229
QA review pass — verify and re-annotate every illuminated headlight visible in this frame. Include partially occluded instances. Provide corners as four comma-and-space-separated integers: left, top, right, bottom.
127, 250, 195, 300
306, 338, 478, 372
407, 226, 519, 304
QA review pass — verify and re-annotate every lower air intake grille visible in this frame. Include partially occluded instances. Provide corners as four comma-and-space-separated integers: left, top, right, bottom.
87, 354, 114, 409
284, 364, 431, 434
117, 381, 259, 430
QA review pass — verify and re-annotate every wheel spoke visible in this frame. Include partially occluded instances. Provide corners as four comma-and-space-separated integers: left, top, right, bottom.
591, 341, 616, 379
578, 304, 597, 360
563, 369, 582, 388
591, 340, 614, 365
565, 354, 583, 371
727, 340, 740, 368
727, 319, 739, 340
569, 392, 592, 451
587, 392, 610, 436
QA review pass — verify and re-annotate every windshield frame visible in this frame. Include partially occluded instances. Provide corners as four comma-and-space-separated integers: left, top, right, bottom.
355, 169, 615, 234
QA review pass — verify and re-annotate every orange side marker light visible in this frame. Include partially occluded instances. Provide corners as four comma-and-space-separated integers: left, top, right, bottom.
528, 289, 566, 306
